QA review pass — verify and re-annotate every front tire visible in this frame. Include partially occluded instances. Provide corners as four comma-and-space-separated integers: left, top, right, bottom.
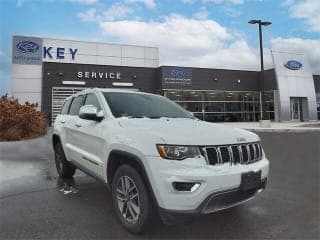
112, 165, 153, 233
54, 141, 76, 178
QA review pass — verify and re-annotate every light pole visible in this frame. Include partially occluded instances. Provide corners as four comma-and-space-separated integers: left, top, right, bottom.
248, 19, 272, 120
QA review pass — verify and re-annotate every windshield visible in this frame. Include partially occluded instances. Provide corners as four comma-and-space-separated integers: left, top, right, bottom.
103, 92, 193, 119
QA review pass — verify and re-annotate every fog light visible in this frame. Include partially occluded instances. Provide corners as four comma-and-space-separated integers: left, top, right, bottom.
172, 182, 201, 192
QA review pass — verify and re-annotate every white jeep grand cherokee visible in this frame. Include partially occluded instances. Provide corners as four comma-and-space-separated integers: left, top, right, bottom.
53, 88, 269, 233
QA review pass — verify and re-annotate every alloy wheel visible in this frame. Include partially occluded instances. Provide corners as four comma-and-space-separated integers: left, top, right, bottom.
116, 176, 141, 223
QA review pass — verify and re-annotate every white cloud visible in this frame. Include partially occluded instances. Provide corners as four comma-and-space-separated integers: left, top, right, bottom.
282, 0, 294, 6
98, 15, 320, 73
78, 4, 133, 22
193, 6, 209, 20
271, 37, 320, 74
0, 51, 4, 57
286, 0, 320, 32
203, 0, 244, 16
77, 8, 100, 22
183, 0, 245, 3
204, 0, 244, 4
103, 3, 134, 21
125, 0, 156, 9
66, 0, 98, 4
99, 14, 263, 70
181, 0, 196, 3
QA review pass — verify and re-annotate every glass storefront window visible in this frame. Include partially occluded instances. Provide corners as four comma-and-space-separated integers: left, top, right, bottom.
204, 102, 224, 112
224, 113, 244, 122
194, 113, 204, 120
244, 102, 255, 112
204, 113, 224, 122
265, 112, 275, 120
243, 92, 259, 102
225, 92, 243, 102
225, 102, 243, 112
177, 102, 203, 112
263, 91, 274, 102
164, 90, 276, 122
244, 112, 256, 121
203, 91, 225, 101
252, 92, 260, 101
182, 91, 202, 101
243, 92, 252, 101
263, 102, 275, 112
187, 102, 202, 112
165, 91, 183, 101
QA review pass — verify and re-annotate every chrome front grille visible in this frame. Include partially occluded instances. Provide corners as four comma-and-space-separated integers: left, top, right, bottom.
204, 142, 262, 166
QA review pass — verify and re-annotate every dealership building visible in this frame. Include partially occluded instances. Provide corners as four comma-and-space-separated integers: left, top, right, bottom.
11, 35, 320, 123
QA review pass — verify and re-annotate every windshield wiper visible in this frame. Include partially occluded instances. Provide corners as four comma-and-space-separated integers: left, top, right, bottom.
125, 115, 163, 119
128, 116, 146, 118
148, 116, 161, 119
121, 115, 187, 119
161, 116, 191, 119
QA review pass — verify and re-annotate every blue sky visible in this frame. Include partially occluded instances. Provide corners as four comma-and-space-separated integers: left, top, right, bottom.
0, 0, 319, 95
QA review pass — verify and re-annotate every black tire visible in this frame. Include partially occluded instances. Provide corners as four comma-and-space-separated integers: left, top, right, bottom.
54, 141, 76, 178
112, 164, 154, 234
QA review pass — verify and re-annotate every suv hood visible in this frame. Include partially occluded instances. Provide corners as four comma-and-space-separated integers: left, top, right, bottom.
118, 118, 259, 145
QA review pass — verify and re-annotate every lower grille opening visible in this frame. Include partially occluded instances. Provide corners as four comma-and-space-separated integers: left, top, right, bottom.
202, 178, 267, 214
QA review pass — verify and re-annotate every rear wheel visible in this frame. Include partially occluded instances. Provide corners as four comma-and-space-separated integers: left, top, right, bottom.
112, 165, 154, 233
54, 141, 76, 178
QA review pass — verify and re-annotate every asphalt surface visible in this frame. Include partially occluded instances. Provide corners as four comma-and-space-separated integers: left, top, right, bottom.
0, 130, 319, 239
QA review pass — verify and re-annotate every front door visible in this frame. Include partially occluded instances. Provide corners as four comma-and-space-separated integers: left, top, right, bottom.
290, 98, 302, 121
73, 93, 105, 177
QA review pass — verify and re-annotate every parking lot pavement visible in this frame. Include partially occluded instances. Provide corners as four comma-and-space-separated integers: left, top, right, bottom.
0, 131, 319, 239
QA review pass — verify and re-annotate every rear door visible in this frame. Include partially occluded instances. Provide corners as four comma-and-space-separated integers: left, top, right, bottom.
55, 98, 73, 159
64, 95, 86, 164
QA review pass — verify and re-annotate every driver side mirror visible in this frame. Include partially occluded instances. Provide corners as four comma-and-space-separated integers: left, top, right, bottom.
79, 105, 104, 122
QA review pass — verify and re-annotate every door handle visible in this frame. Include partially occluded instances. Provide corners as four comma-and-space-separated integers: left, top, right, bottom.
75, 123, 82, 128
60, 120, 66, 124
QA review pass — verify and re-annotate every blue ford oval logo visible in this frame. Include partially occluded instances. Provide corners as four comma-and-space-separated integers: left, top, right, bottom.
284, 60, 302, 70
171, 69, 185, 78
16, 41, 40, 53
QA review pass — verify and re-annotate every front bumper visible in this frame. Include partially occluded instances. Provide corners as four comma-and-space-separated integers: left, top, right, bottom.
144, 156, 269, 213
159, 178, 267, 224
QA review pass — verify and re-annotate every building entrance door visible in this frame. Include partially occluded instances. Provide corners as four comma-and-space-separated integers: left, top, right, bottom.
290, 97, 302, 121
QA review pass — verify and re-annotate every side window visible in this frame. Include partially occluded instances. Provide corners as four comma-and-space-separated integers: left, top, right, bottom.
69, 95, 85, 116
84, 94, 102, 111
60, 99, 72, 115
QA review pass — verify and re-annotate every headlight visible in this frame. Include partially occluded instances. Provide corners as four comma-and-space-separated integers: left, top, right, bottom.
156, 145, 202, 160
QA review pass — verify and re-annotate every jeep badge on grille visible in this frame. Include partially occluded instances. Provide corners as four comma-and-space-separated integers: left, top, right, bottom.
237, 138, 246, 142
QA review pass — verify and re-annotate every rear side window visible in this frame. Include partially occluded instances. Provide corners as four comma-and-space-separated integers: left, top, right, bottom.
60, 99, 72, 115
84, 94, 102, 111
69, 95, 85, 116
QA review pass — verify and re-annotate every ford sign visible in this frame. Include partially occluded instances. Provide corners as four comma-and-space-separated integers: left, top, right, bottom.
16, 41, 40, 53
170, 68, 185, 78
284, 60, 302, 70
